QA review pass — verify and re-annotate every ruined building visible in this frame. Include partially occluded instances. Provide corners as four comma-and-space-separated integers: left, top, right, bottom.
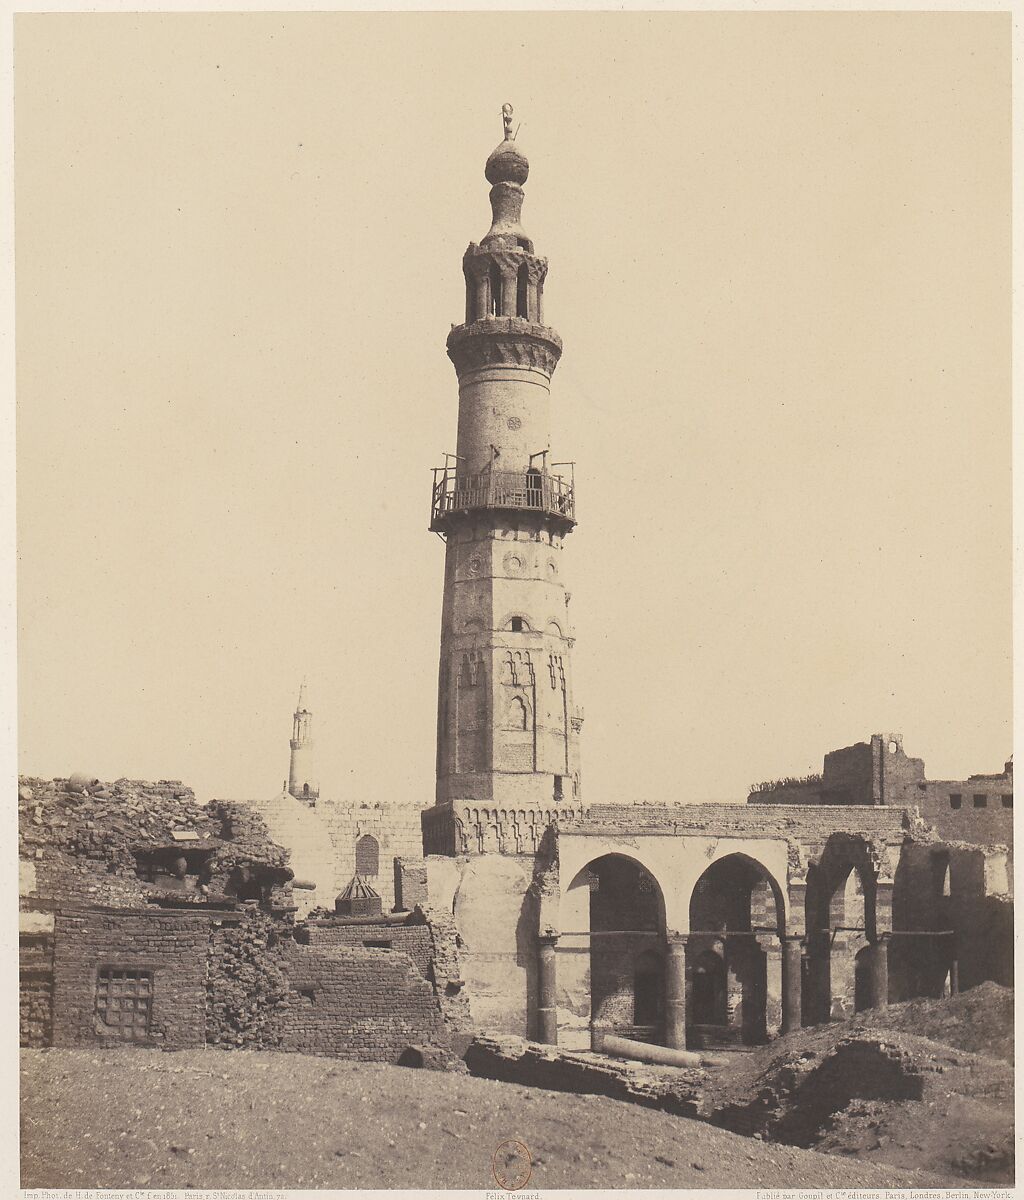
18, 773, 466, 1060
751, 732, 1013, 850
19, 109, 1012, 1064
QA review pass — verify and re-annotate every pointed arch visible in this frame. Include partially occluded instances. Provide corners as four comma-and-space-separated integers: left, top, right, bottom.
506, 695, 529, 731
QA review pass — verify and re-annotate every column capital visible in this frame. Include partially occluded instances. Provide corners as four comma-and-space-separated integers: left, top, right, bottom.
538, 930, 559, 947
665, 931, 688, 948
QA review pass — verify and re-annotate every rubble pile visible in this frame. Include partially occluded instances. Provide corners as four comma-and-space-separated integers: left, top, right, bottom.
18, 777, 293, 909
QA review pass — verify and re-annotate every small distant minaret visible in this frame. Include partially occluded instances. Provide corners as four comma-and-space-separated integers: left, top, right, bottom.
288, 680, 319, 807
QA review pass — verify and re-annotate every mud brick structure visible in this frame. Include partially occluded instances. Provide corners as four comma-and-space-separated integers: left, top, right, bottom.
19, 775, 462, 1065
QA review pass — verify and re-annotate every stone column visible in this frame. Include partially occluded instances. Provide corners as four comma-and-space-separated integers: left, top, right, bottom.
537, 933, 559, 1045
500, 265, 518, 318
757, 934, 782, 1040
781, 936, 803, 1034
871, 934, 890, 1010
665, 934, 687, 1050
465, 256, 490, 323
526, 260, 547, 324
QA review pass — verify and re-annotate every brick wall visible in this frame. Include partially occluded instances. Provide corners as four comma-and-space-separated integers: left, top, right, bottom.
394, 858, 429, 911
745, 740, 1013, 858
422, 908, 474, 1033
278, 941, 451, 1063
300, 920, 433, 978
52, 909, 210, 1050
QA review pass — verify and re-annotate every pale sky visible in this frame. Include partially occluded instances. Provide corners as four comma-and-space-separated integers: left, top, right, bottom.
16, 12, 1011, 805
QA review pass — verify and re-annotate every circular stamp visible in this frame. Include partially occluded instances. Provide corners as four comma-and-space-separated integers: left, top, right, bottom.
492, 1138, 532, 1191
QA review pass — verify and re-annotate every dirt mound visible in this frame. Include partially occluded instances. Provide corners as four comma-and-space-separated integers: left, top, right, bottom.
847, 981, 1013, 1062
21, 1048, 948, 1191
705, 995, 1015, 1186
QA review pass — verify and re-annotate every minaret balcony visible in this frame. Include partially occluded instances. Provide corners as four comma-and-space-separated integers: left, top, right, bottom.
430, 466, 576, 533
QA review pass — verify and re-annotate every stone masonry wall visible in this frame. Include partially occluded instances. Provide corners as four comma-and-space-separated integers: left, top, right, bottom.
52, 909, 210, 1050
316, 800, 423, 913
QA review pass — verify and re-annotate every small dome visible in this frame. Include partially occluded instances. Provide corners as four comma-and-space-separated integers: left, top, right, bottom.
485, 139, 529, 187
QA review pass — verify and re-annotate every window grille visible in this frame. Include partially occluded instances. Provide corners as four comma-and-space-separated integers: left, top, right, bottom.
95, 968, 153, 1041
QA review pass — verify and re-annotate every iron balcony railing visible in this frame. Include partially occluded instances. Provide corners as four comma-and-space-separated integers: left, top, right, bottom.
430, 466, 576, 532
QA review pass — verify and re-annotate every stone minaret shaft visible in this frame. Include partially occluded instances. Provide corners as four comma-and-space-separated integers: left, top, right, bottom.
430, 109, 582, 819
288, 679, 318, 806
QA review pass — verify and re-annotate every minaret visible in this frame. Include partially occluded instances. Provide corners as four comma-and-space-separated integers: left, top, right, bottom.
424, 107, 583, 855
287, 679, 319, 806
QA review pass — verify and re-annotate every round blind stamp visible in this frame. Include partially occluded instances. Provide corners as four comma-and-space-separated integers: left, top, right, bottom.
492, 1138, 532, 1190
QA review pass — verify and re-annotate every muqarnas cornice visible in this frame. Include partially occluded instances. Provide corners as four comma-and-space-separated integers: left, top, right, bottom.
447, 317, 563, 378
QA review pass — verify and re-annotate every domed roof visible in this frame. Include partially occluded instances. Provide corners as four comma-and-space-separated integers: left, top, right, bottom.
485, 138, 529, 187
337, 873, 380, 903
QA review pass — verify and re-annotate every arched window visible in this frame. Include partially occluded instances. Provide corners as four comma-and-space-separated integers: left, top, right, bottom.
355, 835, 379, 877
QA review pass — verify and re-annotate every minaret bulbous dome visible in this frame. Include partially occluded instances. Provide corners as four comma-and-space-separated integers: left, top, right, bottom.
485, 139, 529, 186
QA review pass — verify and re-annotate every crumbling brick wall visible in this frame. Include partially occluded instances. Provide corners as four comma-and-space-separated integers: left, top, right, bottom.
20, 932, 54, 1047
51, 908, 210, 1049
206, 908, 290, 1048
278, 940, 452, 1063
394, 857, 429, 911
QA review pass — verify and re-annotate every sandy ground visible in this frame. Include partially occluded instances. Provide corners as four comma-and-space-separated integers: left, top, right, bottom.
21, 1047, 951, 1191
